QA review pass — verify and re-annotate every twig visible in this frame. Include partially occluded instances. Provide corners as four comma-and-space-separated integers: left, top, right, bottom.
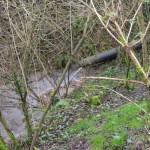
30, 9, 91, 150
84, 0, 124, 46
126, 2, 143, 42
82, 76, 145, 85
99, 86, 150, 116
6, 0, 35, 129
144, 125, 150, 134
131, 20, 150, 47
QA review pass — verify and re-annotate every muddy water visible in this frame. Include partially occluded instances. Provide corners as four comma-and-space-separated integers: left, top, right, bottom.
0, 67, 86, 142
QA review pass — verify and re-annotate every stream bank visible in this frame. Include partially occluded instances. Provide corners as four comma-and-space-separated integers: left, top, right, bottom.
0, 66, 98, 143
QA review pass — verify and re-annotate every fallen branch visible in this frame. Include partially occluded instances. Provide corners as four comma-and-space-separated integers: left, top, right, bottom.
82, 76, 145, 85
100, 86, 150, 116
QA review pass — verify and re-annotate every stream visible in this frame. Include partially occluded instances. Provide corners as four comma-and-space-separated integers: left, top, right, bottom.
0, 67, 93, 142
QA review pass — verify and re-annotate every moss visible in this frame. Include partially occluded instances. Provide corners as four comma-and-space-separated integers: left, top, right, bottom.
86, 91, 104, 105
111, 131, 126, 146
0, 139, 9, 150
69, 101, 148, 149
89, 95, 101, 105
69, 88, 85, 100
67, 64, 148, 148
90, 135, 104, 150
69, 117, 97, 135
69, 64, 120, 101
0, 111, 17, 146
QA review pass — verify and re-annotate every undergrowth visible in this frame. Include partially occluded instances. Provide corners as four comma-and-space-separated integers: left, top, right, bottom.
17, 63, 149, 150
67, 64, 149, 149
69, 100, 149, 149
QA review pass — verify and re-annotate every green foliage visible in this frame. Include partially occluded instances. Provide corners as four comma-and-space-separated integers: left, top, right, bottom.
54, 53, 69, 68
86, 91, 104, 105
51, 97, 60, 106
73, 17, 86, 32
144, 0, 150, 3
84, 39, 96, 55
69, 65, 119, 102
119, 35, 126, 45
112, 132, 126, 146
69, 117, 97, 136
128, 70, 136, 78
13, 72, 26, 97
101, 66, 114, 77
0, 112, 18, 148
34, 147, 40, 150
89, 95, 101, 105
0, 138, 9, 150
120, 52, 137, 90
55, 99, 70, 108
69, 101, 148, 149
108, 11, 118, 17
69, 88, 85, 100
124, 70, 136, 90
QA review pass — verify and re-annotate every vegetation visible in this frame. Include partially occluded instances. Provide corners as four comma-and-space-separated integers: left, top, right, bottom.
0, 0, 149, 150
0, 135, 9, 150
0, 111, 18, 149
69, 100, 149, 149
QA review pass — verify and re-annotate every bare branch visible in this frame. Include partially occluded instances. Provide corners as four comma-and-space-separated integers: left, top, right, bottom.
131, 20, 150, 47
127, 2, 143, 42
82, 76, 145, 85
30, 9, 92, 150
90, 0, 124, 45
100, 86, 150, 116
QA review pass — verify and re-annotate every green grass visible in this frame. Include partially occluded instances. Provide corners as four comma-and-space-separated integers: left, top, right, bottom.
69, 100, 149, 149
69, 64, 120, 101
69, 79, 116, 102
49, 63, 148, 149
67, 64, 149, 149
40, 63, 149, 149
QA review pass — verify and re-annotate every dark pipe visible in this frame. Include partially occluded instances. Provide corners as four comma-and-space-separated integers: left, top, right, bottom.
80, 48, 118, 66
80, 35, 150, 66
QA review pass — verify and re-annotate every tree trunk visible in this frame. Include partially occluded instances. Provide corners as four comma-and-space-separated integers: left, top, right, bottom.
126, 48, 150, 110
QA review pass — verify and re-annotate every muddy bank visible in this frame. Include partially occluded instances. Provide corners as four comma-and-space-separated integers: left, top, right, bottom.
0, 67, 95, 142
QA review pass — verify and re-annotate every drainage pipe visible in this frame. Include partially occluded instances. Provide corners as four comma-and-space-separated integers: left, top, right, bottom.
80, 35, 150, 66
